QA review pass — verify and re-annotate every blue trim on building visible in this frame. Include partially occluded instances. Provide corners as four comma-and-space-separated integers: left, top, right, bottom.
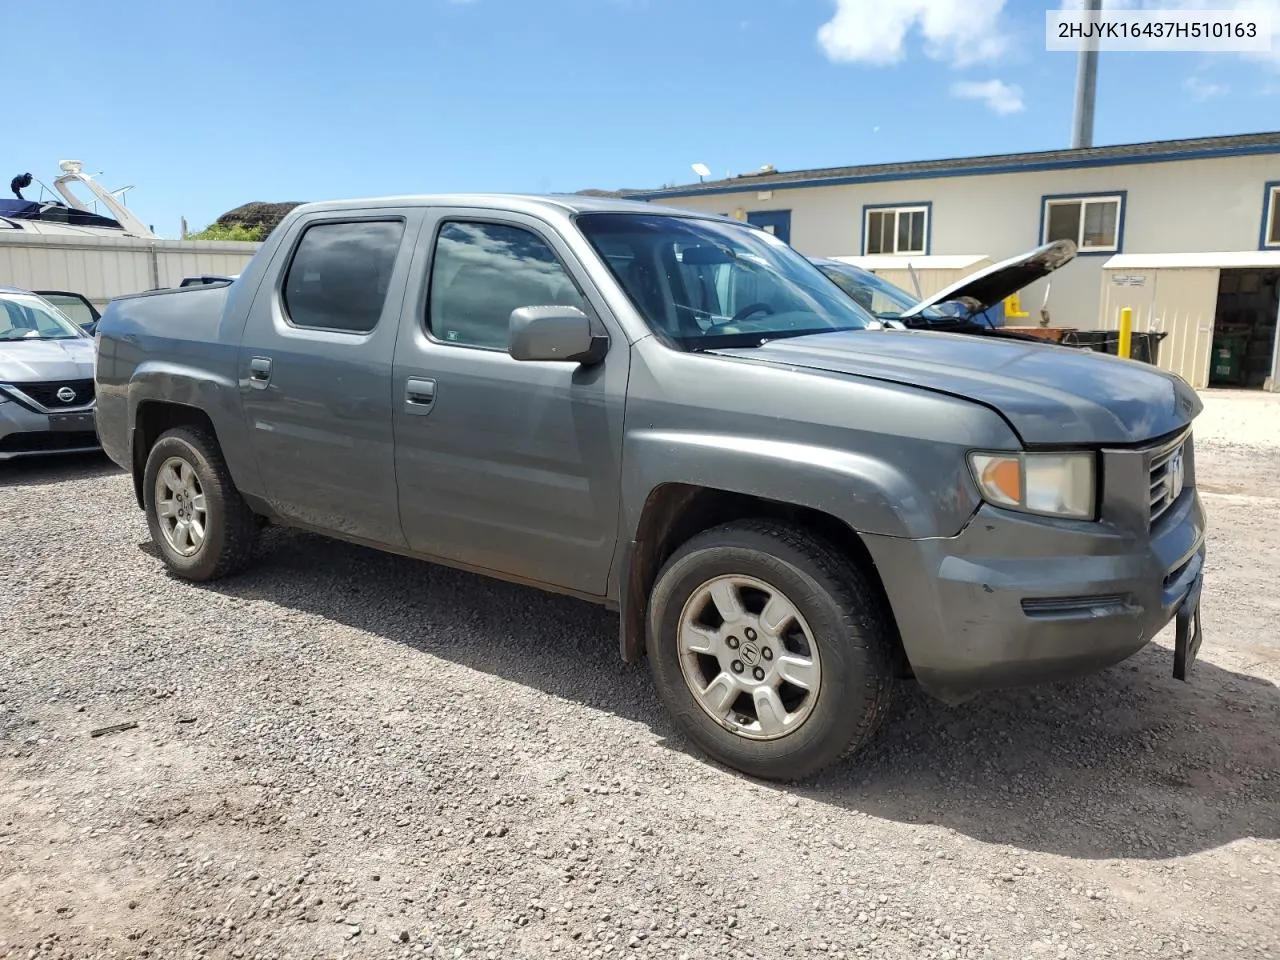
860, 201, 933, 256
1038, 190, 1127, 257
1260, 181, 1280, 250
628, 142, 1280, 201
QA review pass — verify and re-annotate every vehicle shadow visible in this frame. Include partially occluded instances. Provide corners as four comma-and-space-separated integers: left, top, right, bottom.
185, 525, 1280, 862
0, 451, 119, 488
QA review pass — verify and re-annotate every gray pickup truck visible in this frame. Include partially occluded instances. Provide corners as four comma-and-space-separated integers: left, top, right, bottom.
93, 195, 1207, 780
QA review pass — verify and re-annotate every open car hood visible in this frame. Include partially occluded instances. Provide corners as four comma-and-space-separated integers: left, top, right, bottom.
899, 239, 1077, 320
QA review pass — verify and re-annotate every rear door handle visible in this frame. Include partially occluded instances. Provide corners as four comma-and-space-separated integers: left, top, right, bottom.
405, 377, 436, 416
249, 356, 272, 389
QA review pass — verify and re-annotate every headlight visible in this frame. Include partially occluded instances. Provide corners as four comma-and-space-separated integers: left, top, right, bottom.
968, 451, 1096, 519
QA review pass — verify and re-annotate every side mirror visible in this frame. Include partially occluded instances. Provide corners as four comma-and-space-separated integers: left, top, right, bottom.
508, 305, 607, 364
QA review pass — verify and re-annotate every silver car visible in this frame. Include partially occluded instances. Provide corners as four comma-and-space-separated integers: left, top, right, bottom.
0, 285, 99, 460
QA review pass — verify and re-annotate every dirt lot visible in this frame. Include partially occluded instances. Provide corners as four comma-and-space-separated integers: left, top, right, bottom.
2, 390, 1277, 960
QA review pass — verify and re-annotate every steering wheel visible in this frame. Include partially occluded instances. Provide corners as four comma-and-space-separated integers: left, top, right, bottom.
729, 302, 775, 325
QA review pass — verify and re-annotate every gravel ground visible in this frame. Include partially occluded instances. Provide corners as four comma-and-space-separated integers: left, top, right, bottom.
2, 391, 1278, 960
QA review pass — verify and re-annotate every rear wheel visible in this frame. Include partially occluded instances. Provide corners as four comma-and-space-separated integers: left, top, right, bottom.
142, 425, 257, 581
646, 519, 895, 781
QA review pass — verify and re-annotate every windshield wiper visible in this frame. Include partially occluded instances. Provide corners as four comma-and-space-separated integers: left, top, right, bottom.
689, 327, 863, 351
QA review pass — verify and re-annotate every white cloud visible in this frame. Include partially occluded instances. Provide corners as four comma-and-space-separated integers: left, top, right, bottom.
817, 0, 1011, 68
950, 78, 1026, 114
1222, 0, 1280, 66
1184, 75, 1230, 100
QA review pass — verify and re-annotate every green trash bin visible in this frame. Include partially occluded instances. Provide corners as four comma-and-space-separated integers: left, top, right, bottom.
1209, 334, 1248, 386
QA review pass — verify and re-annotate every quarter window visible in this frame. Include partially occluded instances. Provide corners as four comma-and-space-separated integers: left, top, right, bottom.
282, 219, 405, 333
428, 221, 586, 349
864, 205, 928, 255
1042, 195, 1123, 252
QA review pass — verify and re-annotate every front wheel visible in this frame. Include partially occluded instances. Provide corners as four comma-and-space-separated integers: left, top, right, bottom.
645, 519, 895, 781
142, 425, 257, 581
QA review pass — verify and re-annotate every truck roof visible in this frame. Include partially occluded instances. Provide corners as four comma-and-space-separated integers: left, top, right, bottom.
283, 193, 720, 220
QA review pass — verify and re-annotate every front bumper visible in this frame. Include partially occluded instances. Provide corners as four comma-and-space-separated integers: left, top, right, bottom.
865, 486, 1206, 704
0, 401, 100, 460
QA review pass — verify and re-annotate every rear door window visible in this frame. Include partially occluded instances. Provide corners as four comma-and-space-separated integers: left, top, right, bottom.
282, 219, 406, 333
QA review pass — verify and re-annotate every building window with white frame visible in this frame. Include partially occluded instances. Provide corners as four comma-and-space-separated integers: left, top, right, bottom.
1042, 194, 1123, 253
1264, 183, 1280, 249
863, 205, 929, 255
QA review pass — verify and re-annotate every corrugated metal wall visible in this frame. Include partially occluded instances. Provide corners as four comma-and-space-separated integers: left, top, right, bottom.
0, 234, 260, 309
869, 265, 993, 301
1099, 267, 1218, 388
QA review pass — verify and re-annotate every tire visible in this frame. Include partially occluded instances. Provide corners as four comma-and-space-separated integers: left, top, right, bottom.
645, 519, 895, 781
142, 425, 257, 582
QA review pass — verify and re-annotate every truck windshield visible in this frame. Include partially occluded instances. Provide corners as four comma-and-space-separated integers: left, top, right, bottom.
576, 213, 874, 349
0, 294, 87, 341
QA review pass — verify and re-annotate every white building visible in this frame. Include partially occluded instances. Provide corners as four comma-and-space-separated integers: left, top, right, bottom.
629, 132, 1280, 390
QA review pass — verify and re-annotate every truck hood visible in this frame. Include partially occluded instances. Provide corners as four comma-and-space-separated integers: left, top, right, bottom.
899, 239, 1077, 319
710, 329, 1200, 445
0, 337, 96, 382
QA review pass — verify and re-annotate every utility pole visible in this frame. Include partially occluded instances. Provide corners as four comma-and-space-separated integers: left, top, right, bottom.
1071, 0, 1103, 148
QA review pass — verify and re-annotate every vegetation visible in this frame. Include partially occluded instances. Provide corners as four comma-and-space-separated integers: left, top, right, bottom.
184, 222, 267, 242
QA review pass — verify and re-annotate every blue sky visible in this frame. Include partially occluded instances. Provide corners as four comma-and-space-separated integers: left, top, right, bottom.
9, 0, 1278, 238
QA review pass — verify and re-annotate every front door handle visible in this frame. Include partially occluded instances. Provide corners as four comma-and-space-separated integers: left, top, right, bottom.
405, 377, 436, 416
249, 356, 272, 389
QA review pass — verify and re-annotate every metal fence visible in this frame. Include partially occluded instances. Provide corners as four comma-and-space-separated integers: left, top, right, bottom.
0, 233, 261, 309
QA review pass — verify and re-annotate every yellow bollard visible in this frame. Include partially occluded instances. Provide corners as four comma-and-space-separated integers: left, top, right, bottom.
1118, 306, 1133, 359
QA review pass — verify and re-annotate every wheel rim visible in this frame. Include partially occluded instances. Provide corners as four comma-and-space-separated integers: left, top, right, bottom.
154, 456, 207, 557
676, 574, 822, 741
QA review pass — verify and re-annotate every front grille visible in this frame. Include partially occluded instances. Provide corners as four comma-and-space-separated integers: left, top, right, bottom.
1148, 430, 1190, 525
0, 430, 99, 454
0, 378, 96, 411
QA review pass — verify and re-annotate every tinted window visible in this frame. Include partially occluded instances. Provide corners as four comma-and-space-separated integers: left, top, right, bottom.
428, 221, 585, 349
283, 220, 405, 333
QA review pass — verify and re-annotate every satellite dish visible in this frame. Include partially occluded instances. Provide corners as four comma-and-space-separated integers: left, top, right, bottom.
691, 162, 711, 181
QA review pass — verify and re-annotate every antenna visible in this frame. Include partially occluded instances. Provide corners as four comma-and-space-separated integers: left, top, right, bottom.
906, 262, 922, 299
691, 162, 711, 183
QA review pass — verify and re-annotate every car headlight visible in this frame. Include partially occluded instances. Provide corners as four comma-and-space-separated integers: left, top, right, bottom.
968, 451, 1096, 519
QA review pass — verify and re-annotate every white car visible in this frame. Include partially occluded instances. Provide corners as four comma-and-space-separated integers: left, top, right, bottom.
0, 285, 99, 460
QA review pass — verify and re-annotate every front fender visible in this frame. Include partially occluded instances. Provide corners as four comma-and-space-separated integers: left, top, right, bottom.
620, 429, 975, 542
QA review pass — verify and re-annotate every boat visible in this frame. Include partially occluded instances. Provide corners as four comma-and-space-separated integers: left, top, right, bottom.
2, 161, 157, 239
